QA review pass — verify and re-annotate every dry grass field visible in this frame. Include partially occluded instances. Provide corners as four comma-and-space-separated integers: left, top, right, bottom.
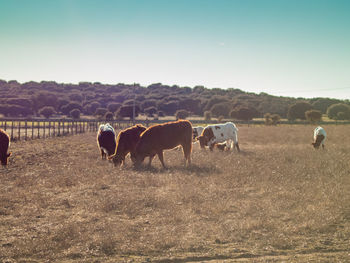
0, 124, 349, 262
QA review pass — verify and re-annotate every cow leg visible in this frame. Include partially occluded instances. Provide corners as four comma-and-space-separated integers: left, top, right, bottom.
100, 149, 106, 159
322, 144, 325, 150
157, 151, 166, 168
235, 142, 240, 152
182, 144, 191, 167
148, 155, 155, 167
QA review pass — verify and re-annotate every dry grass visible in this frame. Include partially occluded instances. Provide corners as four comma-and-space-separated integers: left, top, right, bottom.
0, 124, 349, 262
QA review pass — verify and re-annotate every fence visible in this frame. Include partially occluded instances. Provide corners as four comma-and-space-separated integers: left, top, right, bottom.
1, 118, 348, 141
0, 119, 138, 141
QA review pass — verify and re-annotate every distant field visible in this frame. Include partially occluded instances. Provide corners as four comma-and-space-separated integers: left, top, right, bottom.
1, 124, 349, 262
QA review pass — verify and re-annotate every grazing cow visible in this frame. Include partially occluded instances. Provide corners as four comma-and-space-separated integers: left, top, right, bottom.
312, 126, 326, 149
109, 124, 147, 166
197, 122, 240, 152
192, 126, 204, 142
0, 129, 11, 166
97, 123, 116, 159
131, 120, 192, 168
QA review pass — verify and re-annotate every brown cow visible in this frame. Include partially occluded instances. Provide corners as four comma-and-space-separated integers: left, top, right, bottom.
97, 123, 116, 159
131, 120, 192, 168
0, 129, 11, 166
109, 124, 146, 166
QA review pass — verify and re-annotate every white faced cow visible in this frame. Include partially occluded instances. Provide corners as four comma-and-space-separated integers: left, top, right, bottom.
97, 123, 117, 159
312, 126, 326, 149
197, 122, 240, 152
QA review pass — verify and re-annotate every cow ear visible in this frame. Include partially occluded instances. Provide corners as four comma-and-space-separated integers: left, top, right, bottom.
7, 152, 12, 157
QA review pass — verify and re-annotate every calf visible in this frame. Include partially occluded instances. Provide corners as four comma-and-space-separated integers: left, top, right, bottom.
109, 124, 146, 166
97, 123, 116, 159
0, 129, 11, 166
131, 120, 192, 168
312, 126, 326, 149
192, 126, 204, 142
197, 122, 240, 152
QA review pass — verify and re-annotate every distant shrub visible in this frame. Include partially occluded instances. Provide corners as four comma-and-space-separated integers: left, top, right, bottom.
144, 106, 157, 117
327, 103, 350, 120
287, 102, 313, 120
95, 108, 108, 117
39, 106, 56, 119
175, 109, 190, 120
70, 109, 81, 119
204, 111, 211, 121
104, 112, 114, 121
305, 110, 322, 123
107, 102, 122, 113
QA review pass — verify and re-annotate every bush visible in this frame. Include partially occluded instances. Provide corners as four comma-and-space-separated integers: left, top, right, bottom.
327, 103, 350, 120
204, 111, 211, 121
107, 103, 122, 113
95, 108, 108, 117
175, 109, 190, 120
104, 112, 114, 121
116, 105, 140, 119
144, 106, 158, 117
210, 103, 230, 118
39, 106, 56, 119
287, 102, 313, 120
230, 106, 258, 121
70, 109, 81, 119
305, 110, 322, 123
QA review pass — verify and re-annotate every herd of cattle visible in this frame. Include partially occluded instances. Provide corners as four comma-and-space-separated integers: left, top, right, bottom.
0, 120, 327, 167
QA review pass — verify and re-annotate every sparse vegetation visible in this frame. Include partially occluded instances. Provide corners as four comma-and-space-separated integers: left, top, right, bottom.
1, 124, 349, 262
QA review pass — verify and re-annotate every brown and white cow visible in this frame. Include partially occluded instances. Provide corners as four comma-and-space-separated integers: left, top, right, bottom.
97, 123, 116, 159
109, 124, 146, 167
312, 126, 327, 149
197, 122, 240, 152
0, 129, 11, 166
131, 120, 193, 168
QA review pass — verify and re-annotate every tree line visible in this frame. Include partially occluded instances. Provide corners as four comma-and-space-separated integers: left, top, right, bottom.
0, 79, 349, 122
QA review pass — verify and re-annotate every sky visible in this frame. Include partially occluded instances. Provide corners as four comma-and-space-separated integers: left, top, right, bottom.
0, 0, 349, 99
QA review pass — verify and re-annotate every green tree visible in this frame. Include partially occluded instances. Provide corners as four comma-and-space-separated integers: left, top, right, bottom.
175, 109, 190, 120
39, 106, 56, 119
70, 109, 81, 119
327, 103, 350, 120
305, 110, 322, 123
287, 102, 313, 120
230, 106, 258, 121
204, 111, 211, 121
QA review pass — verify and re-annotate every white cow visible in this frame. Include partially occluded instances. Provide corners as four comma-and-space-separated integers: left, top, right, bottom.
197, 122, 240, 152
312, 126, 326, 149
97, 123, 117, 159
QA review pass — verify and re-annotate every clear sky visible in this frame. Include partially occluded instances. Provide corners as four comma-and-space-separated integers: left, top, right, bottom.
0, 0, 349, 99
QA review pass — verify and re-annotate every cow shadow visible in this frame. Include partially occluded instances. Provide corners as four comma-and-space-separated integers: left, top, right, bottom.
132, 163, 221, 177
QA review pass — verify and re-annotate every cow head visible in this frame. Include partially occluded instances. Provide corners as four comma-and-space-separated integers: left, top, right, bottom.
0, 152, 11, 166
192, 128, 198, 141
130, 152, 145, 167
110, 154, 124, 167
312, 134, 324, 149
196, 127, 214, 148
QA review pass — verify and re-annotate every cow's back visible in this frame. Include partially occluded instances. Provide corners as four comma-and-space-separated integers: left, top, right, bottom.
137, 120, 192, 154
116, 125, 146, 155
97, 129, 116, 156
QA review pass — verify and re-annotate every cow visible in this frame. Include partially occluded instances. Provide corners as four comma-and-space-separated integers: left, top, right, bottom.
97, 123, 116, 159
312, 126, 326, 149
131, 120, 192, 168
192, 126, 204, 142
0, 129, 11, 166
109, 124, 147, 167
197, 122, 240, 152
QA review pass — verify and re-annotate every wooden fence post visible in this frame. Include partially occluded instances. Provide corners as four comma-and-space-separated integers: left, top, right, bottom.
32, 121, 34, 140
11, 121, 14, 140
18, 121, 21, 141
37, 121, 40, 139
25, 121, 28, 140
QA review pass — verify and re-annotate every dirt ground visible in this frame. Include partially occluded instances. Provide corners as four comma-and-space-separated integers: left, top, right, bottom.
0, 124, 349, 262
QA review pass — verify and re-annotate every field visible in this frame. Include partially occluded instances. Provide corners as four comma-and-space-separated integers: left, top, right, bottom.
1, 124, 349, 262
